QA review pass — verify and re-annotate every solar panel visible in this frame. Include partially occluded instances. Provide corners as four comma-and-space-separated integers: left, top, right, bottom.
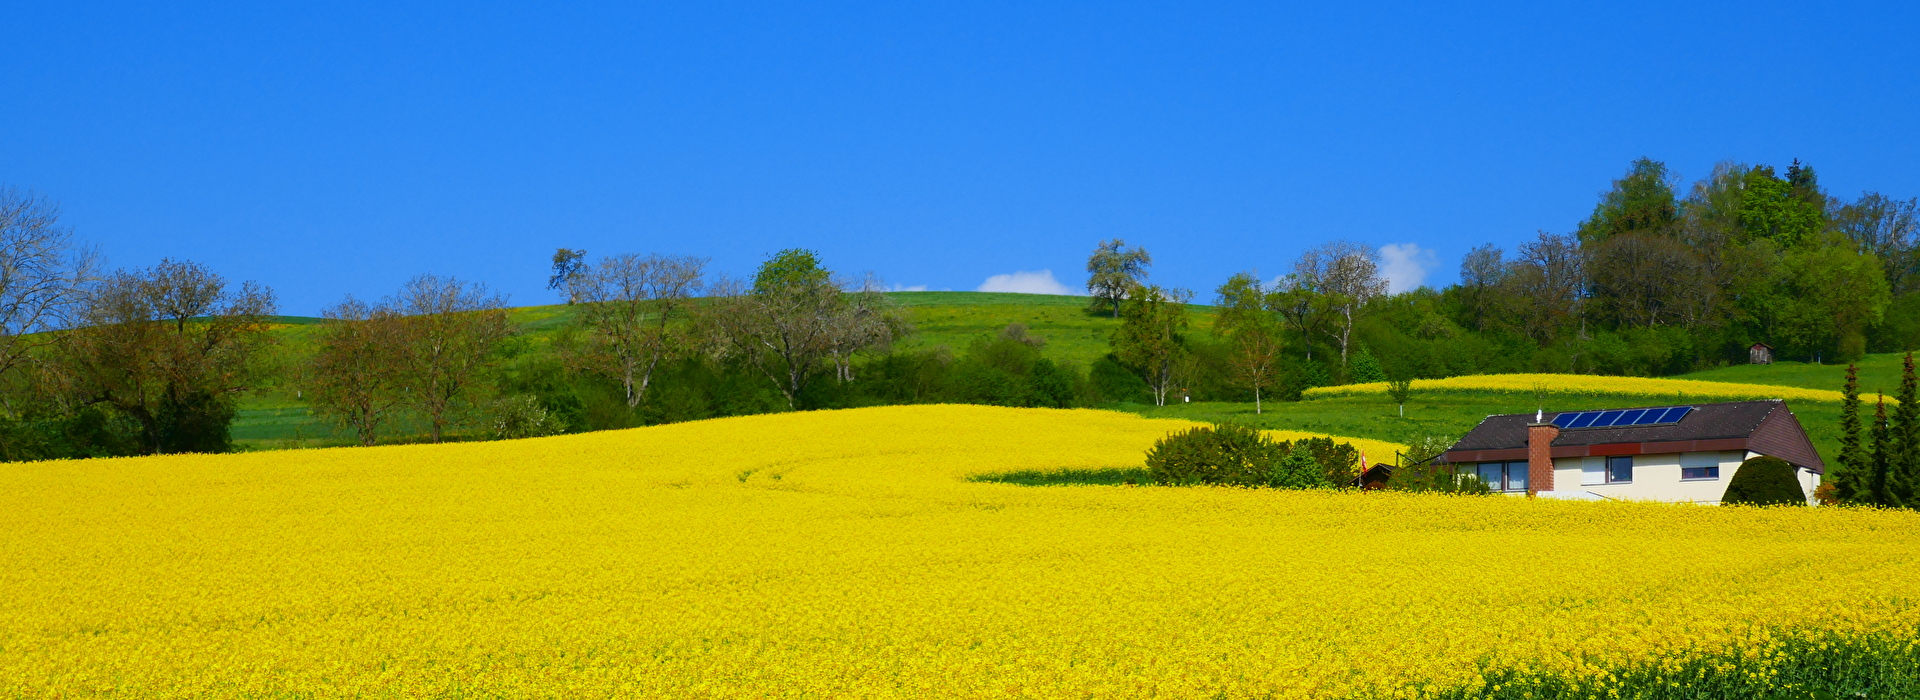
1549, 405, 1694, 430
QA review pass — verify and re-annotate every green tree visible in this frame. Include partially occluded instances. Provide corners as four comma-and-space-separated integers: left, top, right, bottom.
57, 259, 277, 454
1833, 364, 1866, 503
1085, 239, 1151, 318
1870, 394, 1893, 507
1894, 353, 1919, 506
1111, 285, 1190, 407
1774, 243, 1889, 362
1576, 157, 1679, 244
707, 249, 841, 409
1738, 165, 1826, 248
1213, 273, 1283, 413
1722, 456, 1806, 506
1269, 448, 1330, 490
1386, 377, 1413, 418
547, 248, 588, 304
307, 296, 409, 446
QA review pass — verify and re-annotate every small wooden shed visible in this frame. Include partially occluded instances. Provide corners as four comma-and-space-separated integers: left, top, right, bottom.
1749, 343, 1774, 365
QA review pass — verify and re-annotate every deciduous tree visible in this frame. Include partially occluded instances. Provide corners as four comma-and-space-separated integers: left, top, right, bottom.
307, 296, 409, 446
1293, 241, 1386, 367
572, 253, 708, 407
391, 275, 511, 442
1085, 239, 1151, 318
1213, 273, 1281, 413
58, 259, 276, 454
705, 250, 901, 409
1112, 285, 1190, 406
0, 188, 97, 405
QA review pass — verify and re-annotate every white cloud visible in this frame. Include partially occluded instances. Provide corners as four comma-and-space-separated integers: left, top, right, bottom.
976, 269, 1073, 295
1378, 243, 1437, 294
890, 284, 928, 292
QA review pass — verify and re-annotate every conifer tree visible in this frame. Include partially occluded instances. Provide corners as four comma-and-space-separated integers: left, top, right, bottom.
1895, 353, 1920, 507
1834, 364, 1865, 502
1871, 394, 1894, 507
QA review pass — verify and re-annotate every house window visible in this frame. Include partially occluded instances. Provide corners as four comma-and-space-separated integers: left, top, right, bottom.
1606, 456, 1633, 483
1475, 462, 1530, 492
1680, 453, 1721, 481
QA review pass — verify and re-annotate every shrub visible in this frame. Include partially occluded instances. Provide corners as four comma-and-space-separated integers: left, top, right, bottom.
1722, 455, 1806, 506
1144, 424, 1342, 489
1145, 422, 1281, 486
1290, 436, 1359, 485
489, 395, 566, 441
1269, 449, 1329, 489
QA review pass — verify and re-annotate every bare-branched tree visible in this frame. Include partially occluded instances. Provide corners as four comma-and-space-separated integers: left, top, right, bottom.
0, 188, 98, 401
390, 275, 511, 442
573, 253, 708, 407
1293, 241, 1386, 367
828, 273, 909, 383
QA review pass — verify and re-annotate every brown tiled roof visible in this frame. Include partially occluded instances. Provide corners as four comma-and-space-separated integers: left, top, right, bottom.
1444, 400, 1825, 473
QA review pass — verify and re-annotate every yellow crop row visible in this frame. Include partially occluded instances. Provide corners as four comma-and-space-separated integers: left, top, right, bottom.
0, 404, 1914, 698
1304, 372, 1873, 404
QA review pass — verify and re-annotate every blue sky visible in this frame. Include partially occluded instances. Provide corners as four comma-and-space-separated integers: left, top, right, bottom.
4, 1, 1917, 314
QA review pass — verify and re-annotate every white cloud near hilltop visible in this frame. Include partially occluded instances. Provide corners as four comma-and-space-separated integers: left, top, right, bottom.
890, 284, 928, 292
977, 270, 1073, 295
1378, 243, 1437, 294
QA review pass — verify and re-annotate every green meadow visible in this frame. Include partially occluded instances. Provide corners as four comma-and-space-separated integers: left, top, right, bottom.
234, 291, 1855, 464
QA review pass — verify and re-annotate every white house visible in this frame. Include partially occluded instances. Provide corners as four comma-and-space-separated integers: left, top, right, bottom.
1438, 400, 1822, 504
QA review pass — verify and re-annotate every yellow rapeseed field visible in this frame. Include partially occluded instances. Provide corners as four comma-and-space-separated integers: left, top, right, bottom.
1304, 372, 1869, 404
2, 404, 1916, 698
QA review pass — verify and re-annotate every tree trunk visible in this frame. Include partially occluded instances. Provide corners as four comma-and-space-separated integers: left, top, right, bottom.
1339, 306, 1353, 366
1254, 387, 1262, 414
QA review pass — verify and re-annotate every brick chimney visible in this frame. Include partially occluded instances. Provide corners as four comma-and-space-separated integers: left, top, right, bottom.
1526, 418, 1558, 496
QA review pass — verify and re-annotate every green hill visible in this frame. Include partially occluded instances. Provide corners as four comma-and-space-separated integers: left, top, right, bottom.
234, 292, 1216, 449
1676, 353, 1906, 396
235, 292, 1870, 467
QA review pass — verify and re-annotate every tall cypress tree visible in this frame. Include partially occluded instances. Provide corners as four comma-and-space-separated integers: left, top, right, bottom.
1871, 395, 1892, 507
1834, 364, 1865, 502
1896, 353, 1920, 508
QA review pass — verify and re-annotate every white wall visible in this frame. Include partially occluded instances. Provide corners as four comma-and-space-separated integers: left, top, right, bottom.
1546, 451, 1750, 504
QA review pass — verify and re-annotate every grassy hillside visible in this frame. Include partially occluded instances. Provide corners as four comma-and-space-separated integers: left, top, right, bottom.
235, 292, 1859, 466
234, 292, 1209, 449
1677, 352, 1908, 395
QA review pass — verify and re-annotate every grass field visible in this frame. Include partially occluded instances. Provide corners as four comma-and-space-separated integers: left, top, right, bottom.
232, 293, 1870, 466
1678, 352, 1911, 395
6, 405, 1916, 698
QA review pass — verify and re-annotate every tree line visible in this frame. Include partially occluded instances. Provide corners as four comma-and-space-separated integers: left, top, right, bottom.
1106, 157, 1920, 411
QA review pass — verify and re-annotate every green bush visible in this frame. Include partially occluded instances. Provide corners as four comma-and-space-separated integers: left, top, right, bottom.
488, 395, 566, 441
1143, 423, 1337, 489
1722, 455, 1806, 506
1269, 449, 1329, 489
